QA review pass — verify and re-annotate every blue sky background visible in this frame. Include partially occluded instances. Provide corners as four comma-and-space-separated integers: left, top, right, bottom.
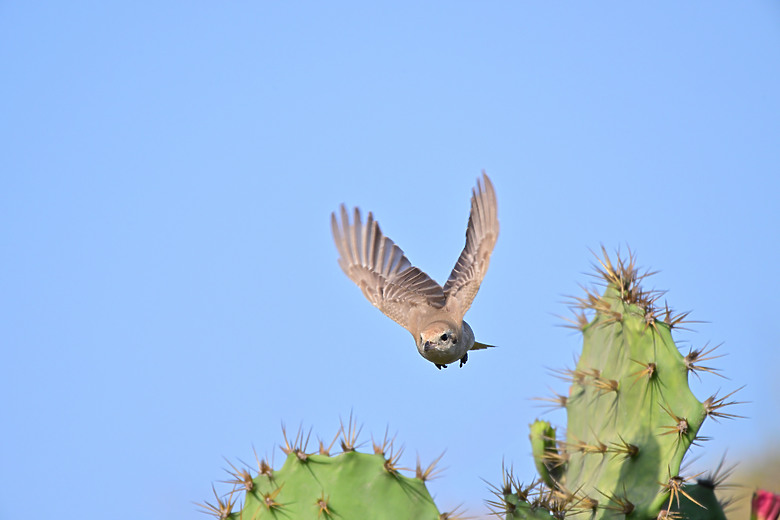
2, 2, 779, 519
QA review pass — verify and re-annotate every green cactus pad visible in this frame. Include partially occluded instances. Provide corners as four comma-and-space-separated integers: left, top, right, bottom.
529, 420, 562, 489
240, 450, 440, 519
200, 422, 445, 520
562, 284, 707, 517
517, 249, 736, 520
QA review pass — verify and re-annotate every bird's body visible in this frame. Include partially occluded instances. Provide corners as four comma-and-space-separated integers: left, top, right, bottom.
331, 173, 498, 369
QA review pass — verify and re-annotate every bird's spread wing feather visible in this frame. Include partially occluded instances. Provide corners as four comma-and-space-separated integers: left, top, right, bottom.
331, 205, 446, 331
443, 172, 499, 320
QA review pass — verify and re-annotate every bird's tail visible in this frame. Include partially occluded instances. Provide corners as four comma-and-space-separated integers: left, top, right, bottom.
471, 341, 496, 350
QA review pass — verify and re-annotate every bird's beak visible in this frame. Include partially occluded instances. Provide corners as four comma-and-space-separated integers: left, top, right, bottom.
423, 341, 432, 352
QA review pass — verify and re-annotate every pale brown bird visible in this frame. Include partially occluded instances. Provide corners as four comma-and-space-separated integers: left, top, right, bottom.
331, 172, 498, 369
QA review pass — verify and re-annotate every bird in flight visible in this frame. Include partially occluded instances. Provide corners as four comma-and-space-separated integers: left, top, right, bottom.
331, 172, 499, 369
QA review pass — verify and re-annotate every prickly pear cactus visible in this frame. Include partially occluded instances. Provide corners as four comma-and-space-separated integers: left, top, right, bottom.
199, 418, 457, 520
494, 248, 739, 520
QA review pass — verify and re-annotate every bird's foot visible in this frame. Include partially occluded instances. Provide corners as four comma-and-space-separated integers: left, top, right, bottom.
435, 363, 448, 370
459, 353, 468, 368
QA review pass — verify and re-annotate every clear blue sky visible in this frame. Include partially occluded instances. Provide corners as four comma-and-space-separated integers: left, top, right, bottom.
2, 2, 779, 519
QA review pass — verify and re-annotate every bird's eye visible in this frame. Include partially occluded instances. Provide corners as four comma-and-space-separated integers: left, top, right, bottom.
440, 333, 448, 341
452, 337, 457, 344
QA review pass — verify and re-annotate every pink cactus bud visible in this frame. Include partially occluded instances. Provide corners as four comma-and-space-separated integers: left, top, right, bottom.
752, 490, 780, 520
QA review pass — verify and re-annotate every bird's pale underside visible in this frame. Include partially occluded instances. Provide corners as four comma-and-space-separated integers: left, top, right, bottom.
331, 172, 499, 369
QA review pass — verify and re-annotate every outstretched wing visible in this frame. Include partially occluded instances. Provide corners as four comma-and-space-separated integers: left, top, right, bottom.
443, 172, 499, 320
331, 205, 446, 332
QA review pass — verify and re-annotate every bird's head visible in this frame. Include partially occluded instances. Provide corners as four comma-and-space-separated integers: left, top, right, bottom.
419, 321, 459, 353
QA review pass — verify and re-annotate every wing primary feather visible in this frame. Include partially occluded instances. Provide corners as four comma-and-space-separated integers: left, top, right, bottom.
374, 221, 387, 274
350, 207, 362, 266
360, 211, 370, 266
390, 245, 404, 275
330, 211, 343, 258
333, 207, 351, 270
382, 240, 394, 274
340, 205, 354, 265
475, 182, 486, 236
389, 244, 401, 275
367, 214, 380, 270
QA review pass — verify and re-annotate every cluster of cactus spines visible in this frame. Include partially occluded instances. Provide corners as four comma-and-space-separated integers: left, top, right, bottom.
491, 248, 740, 520
198, 415, 465, 520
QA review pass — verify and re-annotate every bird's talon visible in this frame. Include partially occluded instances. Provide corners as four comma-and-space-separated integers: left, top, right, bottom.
459, 353, 468, 368
435, 363, 448, 370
